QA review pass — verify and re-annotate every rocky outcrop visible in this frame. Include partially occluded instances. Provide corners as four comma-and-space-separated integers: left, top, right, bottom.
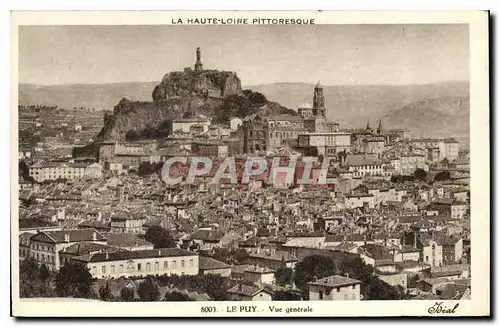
96, 69, 294, 142
152, 69, 242, 102
97, 96, 223, 141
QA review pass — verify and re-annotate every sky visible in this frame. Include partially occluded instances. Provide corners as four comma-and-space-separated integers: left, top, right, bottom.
18, 24, 469, 86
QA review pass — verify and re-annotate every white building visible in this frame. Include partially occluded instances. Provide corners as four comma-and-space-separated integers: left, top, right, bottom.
308, 275, 361, 301
71, 248, 199, 279
172, 117, 211, 133
28, 229, 107, 271
29, 162, 87, 182
344, 154, 383, 177
84, 163, 103, 179
297, 132, 351, 155
230, 117, 243, 131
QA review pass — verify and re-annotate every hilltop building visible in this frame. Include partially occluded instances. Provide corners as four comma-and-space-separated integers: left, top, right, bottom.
194, 47, 203, 72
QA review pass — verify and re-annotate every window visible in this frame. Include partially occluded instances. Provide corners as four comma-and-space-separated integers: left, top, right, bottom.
344, 294, 349, 300
190, 259, 194, 267
173, 261, 177, 269
155, 262, 159, 271
164, 261, 169, 269
92, 266, 97, 275
319, 291, 324, 300
337, 287, 340, 292
138, 263, 142, 271
119, 265, 124, 273
352, 285, 356, 289
102, 266, 106, 274
111, 265, 115, 274
146, 263, 151, 271
181, 260, 185, 268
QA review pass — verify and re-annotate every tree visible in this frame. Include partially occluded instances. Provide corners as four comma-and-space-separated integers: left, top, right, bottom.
275, 266, 293, 286
232, 248, 249, 264
55, 262, 95, 298
144, 226, 176, 249
120, 287, 136, 301
364, 275, 404, 300
138, 278, 160, 301
272, 290, 302, 301
294, 255, 336, 299
125, 130, 141, 142
99, 282, 114, 301
434, 171, 451, 181
164, 291, 193, 301
338, 256, 404, 300
20, 257, 39, 281
39, 264, 50, 283
19, 257, 41, 298
413, 168, 427, 181
19, 160, 35, 182
156, 274, 229, 301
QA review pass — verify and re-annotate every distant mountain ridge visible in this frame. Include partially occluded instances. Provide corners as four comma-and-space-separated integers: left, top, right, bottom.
19, 80, 470, 143
19, 82, 157, 110
248, 81, 469, 142
382, 96, 470, 145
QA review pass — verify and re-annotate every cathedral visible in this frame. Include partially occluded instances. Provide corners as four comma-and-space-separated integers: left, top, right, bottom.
298, 81, 326, 119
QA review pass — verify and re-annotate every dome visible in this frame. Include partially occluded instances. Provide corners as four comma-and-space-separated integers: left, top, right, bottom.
298, 101, 313, 109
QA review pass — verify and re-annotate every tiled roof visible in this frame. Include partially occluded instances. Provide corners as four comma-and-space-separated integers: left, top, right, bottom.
72, 248, 197, 263
344, 154, 379, 166
105, 233, 154, 248
244, 265, 275, 274
31, 228, 107, 244
227, 282, 274, 297
199, 257, 231, 270
19, 217, 60, 229
249, 251, 297, 262
60, 242, 117, 255
190, 230, 224, 242
308, 275, 361, 288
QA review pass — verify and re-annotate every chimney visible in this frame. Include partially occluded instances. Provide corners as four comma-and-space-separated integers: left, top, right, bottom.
158, 249, 161, 256
92, 232, 97, 241
345, 273, 349, 278
64, 233, 70, 243
105, 252, 109, 260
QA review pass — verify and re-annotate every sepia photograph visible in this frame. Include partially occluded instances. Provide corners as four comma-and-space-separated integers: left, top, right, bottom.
10, 11, 490, 317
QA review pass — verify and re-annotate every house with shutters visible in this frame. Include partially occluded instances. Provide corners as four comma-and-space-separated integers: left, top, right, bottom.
28, 228, 107, 271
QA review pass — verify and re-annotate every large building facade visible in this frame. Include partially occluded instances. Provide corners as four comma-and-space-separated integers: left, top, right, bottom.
71, 248, 199, 279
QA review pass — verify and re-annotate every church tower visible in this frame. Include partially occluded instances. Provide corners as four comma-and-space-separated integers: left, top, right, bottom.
194, 47, 203, 72
312, 81, 326, 117
377, 119, 383, 134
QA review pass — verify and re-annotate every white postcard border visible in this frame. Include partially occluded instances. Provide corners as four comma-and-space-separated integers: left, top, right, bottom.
10, 10, 490, 317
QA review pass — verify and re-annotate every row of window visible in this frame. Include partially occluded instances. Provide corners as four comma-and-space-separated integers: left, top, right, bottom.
30, 251, 55, 264
92, 259, 195, 275
31, 244, 54, 252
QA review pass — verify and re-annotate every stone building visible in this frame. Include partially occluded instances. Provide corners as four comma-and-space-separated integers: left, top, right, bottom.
243, 114, 305, 153
71, 248, 199, 279
308, 275, 362, 301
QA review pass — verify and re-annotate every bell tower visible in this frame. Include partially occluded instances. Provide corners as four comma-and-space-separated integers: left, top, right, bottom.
313, 81, 325, 117
194, 47, 203, 72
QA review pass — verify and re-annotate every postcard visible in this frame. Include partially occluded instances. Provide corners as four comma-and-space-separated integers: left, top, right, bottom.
11, 10, 490, 317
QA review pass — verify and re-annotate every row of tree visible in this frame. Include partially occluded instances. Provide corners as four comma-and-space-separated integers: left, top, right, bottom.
275, 255, 407, 300
390, 168, 451, 184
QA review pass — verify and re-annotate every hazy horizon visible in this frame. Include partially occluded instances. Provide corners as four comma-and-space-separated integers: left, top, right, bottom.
19, 80, 470, 87
19, 24, 469, 86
